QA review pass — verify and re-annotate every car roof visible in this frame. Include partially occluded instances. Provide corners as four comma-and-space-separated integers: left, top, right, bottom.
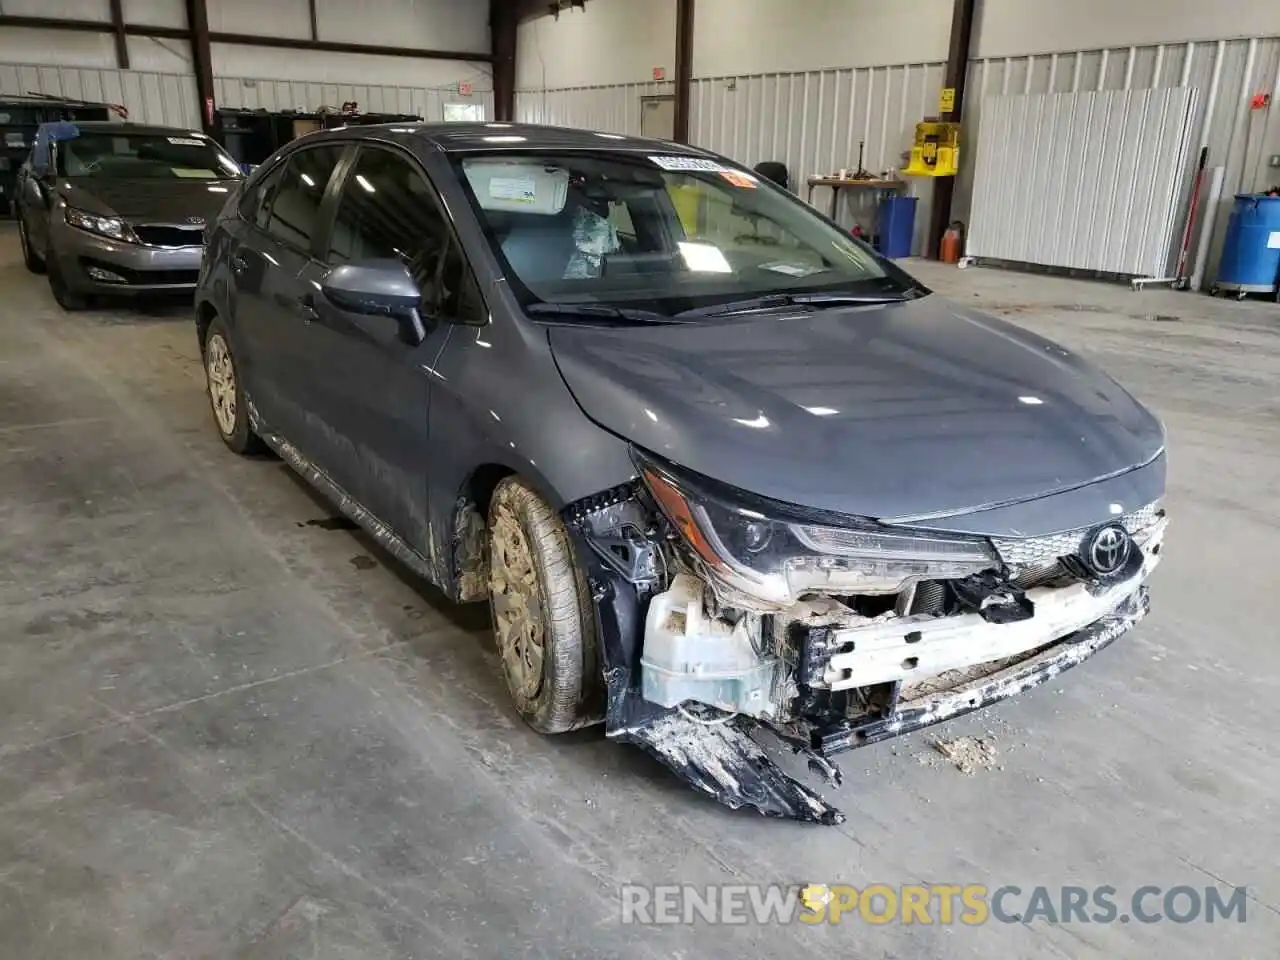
309, 121, 716, 156
41, 121, 208, 137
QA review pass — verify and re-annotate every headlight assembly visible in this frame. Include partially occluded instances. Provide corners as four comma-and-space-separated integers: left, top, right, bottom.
65, 207, 137, 243
636, 450, 998, 608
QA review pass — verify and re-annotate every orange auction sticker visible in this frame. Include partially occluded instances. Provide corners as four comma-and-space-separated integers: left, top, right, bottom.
720, 170, 758, 188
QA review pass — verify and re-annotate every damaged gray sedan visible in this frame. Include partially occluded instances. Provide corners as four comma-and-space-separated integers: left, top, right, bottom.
195, 123, 1167, 824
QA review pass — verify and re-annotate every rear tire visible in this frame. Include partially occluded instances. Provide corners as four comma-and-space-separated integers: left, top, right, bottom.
203, 316, 265, 455
487, 477, 600, 734
18, 216, 45, 274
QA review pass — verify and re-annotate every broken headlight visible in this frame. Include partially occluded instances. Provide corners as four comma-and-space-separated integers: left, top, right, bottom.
636, 450, 998, 608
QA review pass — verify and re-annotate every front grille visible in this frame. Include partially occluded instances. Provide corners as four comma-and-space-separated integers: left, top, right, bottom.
990, 501, 1163, 569
133, 224, 204, 248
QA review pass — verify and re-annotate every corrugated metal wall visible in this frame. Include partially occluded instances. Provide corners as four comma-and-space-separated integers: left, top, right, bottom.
517, 66, 950, 255
959, 37, 1280, 282
214, 75, 493, 122
515, 81, 676, 133
0, 61, 493, 132
967, 88, 1199, 276
517, 35, 1280, 266
0, 62, 201, 129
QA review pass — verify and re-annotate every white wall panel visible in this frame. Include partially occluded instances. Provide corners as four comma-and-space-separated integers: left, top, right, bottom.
0, 0, 110, 18
314, 0, 489, 53
0, 62, 201, 129
210, 43, 491, 90
215, 75, 493, 123
975, 0, 1280, 59
956, 38, 1280, 282
515, 80, 675, 133
122, 0, 187, 29
515, 0, 674, 90
209, 0, 311, 39
693, 0, 953, 77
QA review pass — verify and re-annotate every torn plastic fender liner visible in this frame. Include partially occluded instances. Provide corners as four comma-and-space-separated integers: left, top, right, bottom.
567, 520, 845, 825
617, 714, 845, 826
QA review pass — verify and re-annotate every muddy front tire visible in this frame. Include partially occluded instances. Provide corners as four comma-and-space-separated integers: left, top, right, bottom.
203, 316, 265, 455
487, 476, 600, 734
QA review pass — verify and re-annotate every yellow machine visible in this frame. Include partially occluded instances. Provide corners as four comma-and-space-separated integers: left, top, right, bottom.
904, 121, 961, 178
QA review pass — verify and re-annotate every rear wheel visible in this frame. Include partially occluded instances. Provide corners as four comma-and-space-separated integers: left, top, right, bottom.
17, 216, 45, 274
204, 316, 265, 455
487, 477, 600, 734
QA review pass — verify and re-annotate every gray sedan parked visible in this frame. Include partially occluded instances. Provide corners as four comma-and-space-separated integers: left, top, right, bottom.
16, 121, 243, 309
195, 123, 1168, 823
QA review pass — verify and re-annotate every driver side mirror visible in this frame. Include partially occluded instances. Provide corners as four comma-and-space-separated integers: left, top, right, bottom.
320, 259, 427, 346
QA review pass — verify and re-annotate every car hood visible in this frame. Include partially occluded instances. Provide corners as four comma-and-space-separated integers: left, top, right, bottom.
547, 297, 1166, 525
59, 178, 239, 223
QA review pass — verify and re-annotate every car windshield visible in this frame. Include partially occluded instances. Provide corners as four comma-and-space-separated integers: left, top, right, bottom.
56, 132, 242, 180
451, 151, 923, 318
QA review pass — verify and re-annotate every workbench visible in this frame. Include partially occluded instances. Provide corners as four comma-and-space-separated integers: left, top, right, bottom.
806, 175, 907, 227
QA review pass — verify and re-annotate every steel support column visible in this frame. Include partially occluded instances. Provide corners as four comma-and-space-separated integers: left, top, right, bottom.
673, 0, 694, 143
926, 0, 978, 257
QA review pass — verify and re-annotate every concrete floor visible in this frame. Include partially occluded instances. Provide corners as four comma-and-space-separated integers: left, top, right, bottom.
1, 228, 1277, 958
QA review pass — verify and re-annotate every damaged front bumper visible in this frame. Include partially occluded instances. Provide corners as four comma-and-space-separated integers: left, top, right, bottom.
613, 586, 1148, 824
568, 483, 1165, 825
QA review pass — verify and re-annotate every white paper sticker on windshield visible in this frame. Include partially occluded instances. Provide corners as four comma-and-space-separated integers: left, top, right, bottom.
760, 261, 823, 278
167, 136, 205, 146
648, 155, 726, 172
489, 176, 537, 203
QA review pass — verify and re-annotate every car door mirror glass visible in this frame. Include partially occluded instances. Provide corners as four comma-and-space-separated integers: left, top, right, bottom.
321, 259, 427, 345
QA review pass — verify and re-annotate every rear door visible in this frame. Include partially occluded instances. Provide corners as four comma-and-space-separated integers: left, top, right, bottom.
299, 143, 481, 556
227, 143, 347, 446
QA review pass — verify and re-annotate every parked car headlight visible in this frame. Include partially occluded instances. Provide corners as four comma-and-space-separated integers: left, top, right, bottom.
635, 450, 998, 608
65, 207, 137, 243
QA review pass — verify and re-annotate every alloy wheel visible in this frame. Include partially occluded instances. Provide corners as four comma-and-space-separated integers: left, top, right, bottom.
489, 503, 547, 701
205, 333, 238, 437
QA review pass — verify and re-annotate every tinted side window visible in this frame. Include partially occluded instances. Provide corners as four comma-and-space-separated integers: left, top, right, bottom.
239, 163, 285, 228
327, 148, 451, 291
264, 146, 344, 251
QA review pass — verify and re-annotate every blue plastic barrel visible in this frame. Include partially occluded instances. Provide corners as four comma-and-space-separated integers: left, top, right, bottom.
877, 196, 917, 259
1215, 194, 1280, 295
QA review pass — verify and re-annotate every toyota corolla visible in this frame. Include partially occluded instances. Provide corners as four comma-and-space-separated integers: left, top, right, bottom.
194, 123, 1167, 823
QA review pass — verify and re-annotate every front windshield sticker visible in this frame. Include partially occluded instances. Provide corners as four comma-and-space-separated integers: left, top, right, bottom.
648, 155, 726, 172
760, 261, 824, 277
489, 176, 537, 203
719, 170, 758, 188
167, 137, 205, 146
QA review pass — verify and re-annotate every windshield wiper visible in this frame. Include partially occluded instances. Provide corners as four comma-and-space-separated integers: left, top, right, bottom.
674, 289, 921, 319
524, 302, 685, 325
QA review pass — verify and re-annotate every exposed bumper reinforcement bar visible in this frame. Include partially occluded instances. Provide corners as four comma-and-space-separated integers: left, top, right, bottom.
810, 586, 1149, 757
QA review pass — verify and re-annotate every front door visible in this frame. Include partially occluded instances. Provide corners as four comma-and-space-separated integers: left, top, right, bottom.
299, 144, 466, 556
227, 143, 346, 446
640, 96, 676, 140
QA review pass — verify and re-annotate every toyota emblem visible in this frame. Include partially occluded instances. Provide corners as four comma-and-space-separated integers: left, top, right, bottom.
1084, 524, 1131, 576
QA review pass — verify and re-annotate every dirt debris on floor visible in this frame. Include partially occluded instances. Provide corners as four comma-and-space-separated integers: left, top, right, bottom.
931, 735, 1000, 775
